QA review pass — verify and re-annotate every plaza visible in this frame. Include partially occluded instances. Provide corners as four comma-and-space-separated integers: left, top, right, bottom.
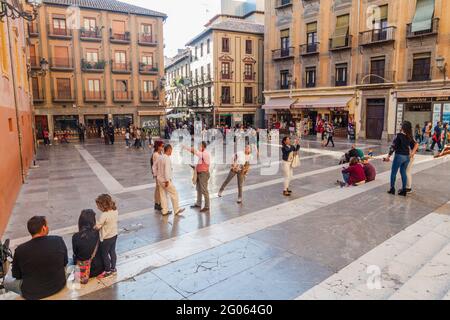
2, 137, 450, 300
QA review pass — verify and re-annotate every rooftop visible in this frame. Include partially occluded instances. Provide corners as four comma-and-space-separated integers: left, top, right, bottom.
186, 20, 264, 46
42, 0, 167, 19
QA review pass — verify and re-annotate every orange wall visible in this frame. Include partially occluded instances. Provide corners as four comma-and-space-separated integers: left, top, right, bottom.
0, 2, 35, 237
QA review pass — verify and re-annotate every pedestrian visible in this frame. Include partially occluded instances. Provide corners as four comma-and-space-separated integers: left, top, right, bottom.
107, 123, 115, 145
336, 157, 366, 187
151, 140, 164, 211
414, 123, 422, 143
384, 121, 418, 196
218, 145, 253, 204
440, 123, 448, 152
43, 129, 50, 146
325, 122, 335, 147
184, 141, 211, 213
422, 121, 432, 151
135, 128, 142, 149
78, 124, 85, 143
94, 194, 118, 278
154, 144, 185, 216
125, 129, 130, 148
429, 121, 442, 152
281, 136, 300, 196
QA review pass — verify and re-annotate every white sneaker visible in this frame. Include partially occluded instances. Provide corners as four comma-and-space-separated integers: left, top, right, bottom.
175, 208, 185, 216
237, 197, 242, 204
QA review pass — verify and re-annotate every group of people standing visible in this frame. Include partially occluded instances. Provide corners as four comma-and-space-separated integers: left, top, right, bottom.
317, 120, 335, 148
417, 121, 449, 153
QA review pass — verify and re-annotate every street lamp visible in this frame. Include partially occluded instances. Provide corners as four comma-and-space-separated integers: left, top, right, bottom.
0, 0, 41, 21
436, 56, 447, 85
29, 57, 49, 77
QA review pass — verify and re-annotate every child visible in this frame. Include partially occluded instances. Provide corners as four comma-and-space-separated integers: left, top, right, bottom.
95, 194, 118, 278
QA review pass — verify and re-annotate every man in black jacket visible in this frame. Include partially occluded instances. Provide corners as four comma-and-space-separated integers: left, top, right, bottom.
3, 216, 68, 300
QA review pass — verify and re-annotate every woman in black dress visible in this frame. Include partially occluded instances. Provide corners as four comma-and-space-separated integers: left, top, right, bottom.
72, 209, 104, 278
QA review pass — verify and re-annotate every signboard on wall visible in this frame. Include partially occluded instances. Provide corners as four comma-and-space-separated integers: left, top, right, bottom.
233, 113, 243, 122
396, 104, 404, 134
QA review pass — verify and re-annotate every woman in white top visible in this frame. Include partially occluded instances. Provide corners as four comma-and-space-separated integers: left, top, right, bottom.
151, 141, 164, 211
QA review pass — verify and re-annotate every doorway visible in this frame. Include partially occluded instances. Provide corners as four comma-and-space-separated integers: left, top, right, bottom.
366, 99, 385, 140
85, 115, 107, 139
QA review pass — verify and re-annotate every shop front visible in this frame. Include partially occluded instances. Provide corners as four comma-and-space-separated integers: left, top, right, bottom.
396, 95, 450, 134
262, 98, 296, 133
113, 114, 134, 136
34, 115, 49, 140
85, 115, 108, 139
53, 115, 79, 141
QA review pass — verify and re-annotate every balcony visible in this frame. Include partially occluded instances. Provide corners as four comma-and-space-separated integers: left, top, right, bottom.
138, 33, 158, 46
113, 90, 133, 102
277, 80, 290, 90
407, 18, 439, 39
203, 74, 212, 83
111, 61, 132, 74
139, 63, 159, 75
302, 78, 316, 88
48, 27, 72, 40
220, 72, 232, 81
140, 90, 159, 102
359, 27, 396, 47
272, 47, 295, 61
81, 59, 106, 73
275, 0, 292, 9
110, 29, 131, 44
356, 71, 396, 85
52, 90, 75, 102
84, 90, 106, 102
329, 35, 352, 51
80, 28, 102, 42
408, 67, 433, 82
28, 22, 39, 37
49, 57, 74, 71
244, 72, 256, 81
300, 43, 320, 56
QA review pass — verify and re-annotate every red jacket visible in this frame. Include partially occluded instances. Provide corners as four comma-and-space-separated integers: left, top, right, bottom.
342, 164, 366, 185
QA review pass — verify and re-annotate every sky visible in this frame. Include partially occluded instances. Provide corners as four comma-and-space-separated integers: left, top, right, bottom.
122, 0, 222, 58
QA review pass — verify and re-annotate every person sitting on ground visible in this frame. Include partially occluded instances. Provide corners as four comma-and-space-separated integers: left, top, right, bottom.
340, 145, 365, 164
336, 157, 366, 188
361, 157, 376, 182
72, 210, 104, 282
3, 216, 68, 300
435, 144, 450, 158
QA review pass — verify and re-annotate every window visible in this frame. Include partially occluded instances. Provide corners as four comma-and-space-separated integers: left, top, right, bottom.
141, 24, 152, 35
410, 0, 436, 34
306, 22, 318, 52
143, 80, 154, 100
207, 87, 211, 103
201, 43, 204, 57
412, 53, 431, 81
207, 39, 210, 54
112, 20, 125, 35
29, 44, 37, 66
244, 87, 253, 104
56, 78, 71, 99
221, 86, 231, 104
245, 40, 252, 54
332, 14, 349, 48
207, 63, 211, 78
32, 77, 40, 99
200, 66, 204, 80
87, 79, 101, 99
115, 80, 128, 99
222, 37, 230, 52
305, 67, 316, 88
335, 63, 348, 86
115, 51, 126, 63
280, 29, 290, 56
83, 18, 96, 31
280, 70, 289, 89
370, 57, 386, 83
142, 54, 153, 66
86, 50, 98, 63
372, 5, 388, 41
244, 63, 253, 80
221, 62, 230, 79
53, 18, 67, 35
195, 46, 198, 59
54, 46, 70, 67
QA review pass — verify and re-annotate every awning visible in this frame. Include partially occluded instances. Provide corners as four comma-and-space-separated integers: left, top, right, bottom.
292, 96, 352, 109
262, 98, 296, 110
411, 0, 435, 33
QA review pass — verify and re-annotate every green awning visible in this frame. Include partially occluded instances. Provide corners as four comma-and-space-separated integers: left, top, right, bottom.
411, 0, 435, 33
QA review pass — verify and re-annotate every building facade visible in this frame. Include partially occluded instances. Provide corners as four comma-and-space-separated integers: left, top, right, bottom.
28, 0, 167, 140
0, 0, 35, 235
185, 12, 265, 128
165, 49, 191, 119
263, 0, 450, 140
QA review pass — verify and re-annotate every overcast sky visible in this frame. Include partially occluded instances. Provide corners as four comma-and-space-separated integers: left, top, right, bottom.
122, 0, 222, 58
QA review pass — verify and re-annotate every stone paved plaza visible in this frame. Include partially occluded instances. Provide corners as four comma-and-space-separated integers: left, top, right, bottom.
2, 137, 450, 300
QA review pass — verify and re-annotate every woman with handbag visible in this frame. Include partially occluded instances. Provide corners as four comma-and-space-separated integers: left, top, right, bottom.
72, 210, 104, 284
281, 136, 300, 197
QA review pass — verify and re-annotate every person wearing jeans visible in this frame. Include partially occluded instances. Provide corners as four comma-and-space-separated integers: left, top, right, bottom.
385, 121, 418, 196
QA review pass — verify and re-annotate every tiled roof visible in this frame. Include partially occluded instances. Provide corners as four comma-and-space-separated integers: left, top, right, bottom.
186, 20, 264, 46
165, 49, 190, 70
43, 0, 167, 18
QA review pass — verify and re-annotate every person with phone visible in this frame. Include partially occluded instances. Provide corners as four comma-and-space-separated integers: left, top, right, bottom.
281, 136, 300, 196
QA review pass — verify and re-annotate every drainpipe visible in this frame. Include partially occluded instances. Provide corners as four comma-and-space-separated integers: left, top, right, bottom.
6, 15, 25, 184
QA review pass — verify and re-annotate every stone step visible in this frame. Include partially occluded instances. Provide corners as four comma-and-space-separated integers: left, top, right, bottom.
298, 213, 450, 300
389, 240, 450, 300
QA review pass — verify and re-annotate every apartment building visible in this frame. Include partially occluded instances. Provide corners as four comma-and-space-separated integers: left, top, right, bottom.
27, 0, 166, 139
0, 0, 35, 235
185, 11, 265, 128
263, 0, 450, 140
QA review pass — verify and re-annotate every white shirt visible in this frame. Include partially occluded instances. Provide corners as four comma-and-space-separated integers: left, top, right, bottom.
154, 154, 173, 183
96, 210, 119, 241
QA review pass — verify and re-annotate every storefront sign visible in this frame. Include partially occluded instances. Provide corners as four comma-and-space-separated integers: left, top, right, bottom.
233, 113, 243, 122
396, 104, 404, 133
398, 97, 450, 103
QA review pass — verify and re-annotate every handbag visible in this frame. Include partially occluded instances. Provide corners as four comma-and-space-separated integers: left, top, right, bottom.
75, 239, 99, 285
291, 152, 300, 168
